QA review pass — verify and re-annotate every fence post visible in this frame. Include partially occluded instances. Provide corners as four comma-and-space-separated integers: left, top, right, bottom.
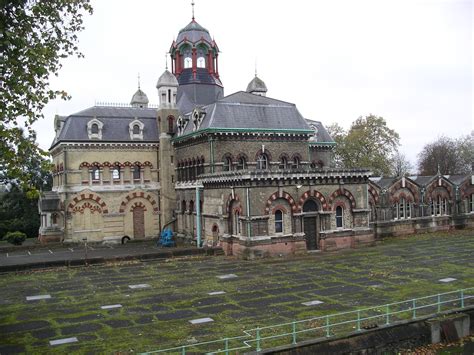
437, 294, 441, 313
326, 315, 330, 337
412, 299, 416, 319
357, 310, 361, 331
385, 305, 390, 325
256, 327, 261, 352
461, 290, 464, 309
292, 321, 297, 344
225, 338, 229, 355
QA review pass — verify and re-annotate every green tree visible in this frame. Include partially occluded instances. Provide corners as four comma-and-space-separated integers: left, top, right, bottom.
327, 115, 400, 175
417, 135, 473, 175
1, 0, 93, 191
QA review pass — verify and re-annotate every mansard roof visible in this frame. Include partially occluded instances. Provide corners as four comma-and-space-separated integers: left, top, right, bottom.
51, 105, 158, 147
178, 91, 313, 138
306, 119, 335, 144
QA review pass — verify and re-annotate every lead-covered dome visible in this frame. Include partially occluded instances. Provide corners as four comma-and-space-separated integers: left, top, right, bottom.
156, 69, 178, 89
246, 75, 267, 96
130, 88, 149, 107
176, 20, 212, 44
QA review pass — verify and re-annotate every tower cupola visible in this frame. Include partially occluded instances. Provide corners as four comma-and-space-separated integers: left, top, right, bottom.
246, 75, 267, 96
130, 88, 149, 108
156, 69, 178, 108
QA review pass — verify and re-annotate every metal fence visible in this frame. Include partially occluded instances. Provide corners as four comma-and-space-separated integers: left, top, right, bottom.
140, 287, 474, 354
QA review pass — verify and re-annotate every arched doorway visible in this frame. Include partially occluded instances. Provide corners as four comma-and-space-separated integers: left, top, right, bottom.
133, 206, 145, 238
303, 199, 319, 250
212, 224, 219, 245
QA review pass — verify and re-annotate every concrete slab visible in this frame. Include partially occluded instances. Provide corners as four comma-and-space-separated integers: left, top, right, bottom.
208, 291, 226, 295
439, 278, 457, 283
26, 294, 51, 301
50, 337, 78, 346
217, 274, 237, 279
302, 300, 324, 306
189, 317, 214, 324
100, 304, 122, 310
128, 284, 151, 289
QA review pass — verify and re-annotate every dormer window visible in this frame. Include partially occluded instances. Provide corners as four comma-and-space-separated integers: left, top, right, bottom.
129, 119, 144, 140
87, 118, 103, 140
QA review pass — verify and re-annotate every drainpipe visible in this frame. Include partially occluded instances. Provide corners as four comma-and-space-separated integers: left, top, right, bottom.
196, 186, 201, 247
246, 187, 251, 239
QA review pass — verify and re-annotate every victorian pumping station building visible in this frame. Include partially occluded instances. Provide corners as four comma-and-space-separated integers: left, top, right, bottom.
38, 14, 474, 257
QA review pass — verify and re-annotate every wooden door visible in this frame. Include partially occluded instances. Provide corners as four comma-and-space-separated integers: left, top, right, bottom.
133, 207, 145, 238
304, 217, 317, 250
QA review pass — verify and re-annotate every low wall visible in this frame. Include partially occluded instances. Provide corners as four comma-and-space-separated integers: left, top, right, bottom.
221, 236, 307, 259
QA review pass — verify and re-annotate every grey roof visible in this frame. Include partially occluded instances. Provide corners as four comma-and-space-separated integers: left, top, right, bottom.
180, 91, 312, 135
52, 106, 158, 147
176, 20, 212, 44
246, 76, 267, 93
306, 119, 335, 143
445, 174, 470, 185
409, 175, 435, 186
370, 177, 397, 189
157, 70, 178, 88
130, 88, 149, 106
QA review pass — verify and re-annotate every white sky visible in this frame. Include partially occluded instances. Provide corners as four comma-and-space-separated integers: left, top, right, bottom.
36, 0, 473, 168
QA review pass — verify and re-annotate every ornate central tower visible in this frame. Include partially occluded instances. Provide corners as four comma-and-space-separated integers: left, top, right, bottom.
169, 16, 223, 113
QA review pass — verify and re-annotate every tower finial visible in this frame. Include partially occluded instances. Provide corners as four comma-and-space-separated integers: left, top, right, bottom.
191, 0, 195, 20
137, 73, 141, 89
255, 57, 258, 77
165, 52, 168, 70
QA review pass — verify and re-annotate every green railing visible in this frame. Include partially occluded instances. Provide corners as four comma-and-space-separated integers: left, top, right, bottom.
140, 287, 473, 354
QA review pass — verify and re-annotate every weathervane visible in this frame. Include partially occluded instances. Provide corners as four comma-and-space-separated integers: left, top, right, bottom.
191, 0, 195, 20
137, 73, 141, 89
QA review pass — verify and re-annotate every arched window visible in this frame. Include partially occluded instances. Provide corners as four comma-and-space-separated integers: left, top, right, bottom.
335, 206, 343, 228
279, 157, 288, 170
197, 56, 205, 68
91, 123, 99, 134
470, 194, 474, 213
112, 165, 120, 180
51, 213, 58, 225
399, 198, 405, 219
234, 210, 240, 234
168, 116, 174, 133
223, 157, 232, 171
184, 57, 192, 68
292, 157, 300, 169
181, 200, 187, 214
442, 198, 448, 215
91, 166, 100, 181
133, 124, 140, 135
133, 165, 141, 180
406, 201, 411, 218
237, 156, 247, 170
189, 200, 195, 213
275, 210, 283, 233
256, 154, 268, 170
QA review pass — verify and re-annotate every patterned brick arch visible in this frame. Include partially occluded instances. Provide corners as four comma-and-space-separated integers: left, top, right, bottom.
68, 192, 108, 214
328, 188, 356, 210
298, 190, 329, 212
119, 191, 159, 213
79, 162, 90, 168
426, 178, 454, 200
392, 191, 414, 204
264, 191, 297, 214
225, 193, 241, 214
130, 201, 147, 212
460, 178, 474, 199
388, 179, 420, 204
72, 202, 102, 214
368, 184, 380, 204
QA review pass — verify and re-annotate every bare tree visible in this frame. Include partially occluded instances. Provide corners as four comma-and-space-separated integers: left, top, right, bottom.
391, 151, 414, 177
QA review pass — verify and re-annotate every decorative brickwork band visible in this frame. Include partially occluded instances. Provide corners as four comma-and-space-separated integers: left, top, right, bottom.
368, 184, 380, 204
426, 178, 454, 200
389, 178, 420, 203
328, 188, 356, 210
264, 191, 297, 214
130, 201, 147, 212
119, 191, 159, 213
298, 190, 329, 212
68, 192, 108, 214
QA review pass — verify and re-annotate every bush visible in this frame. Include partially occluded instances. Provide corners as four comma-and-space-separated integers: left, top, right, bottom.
4, 231, 27, 245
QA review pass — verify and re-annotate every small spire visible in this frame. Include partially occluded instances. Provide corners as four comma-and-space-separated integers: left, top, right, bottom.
191, 0, 195, 20
137, 73, 141, 89
255, 57, 257, 77
165, 52, 168, 70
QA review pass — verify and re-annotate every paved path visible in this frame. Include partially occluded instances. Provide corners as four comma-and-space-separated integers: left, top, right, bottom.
0, 230, 473, 353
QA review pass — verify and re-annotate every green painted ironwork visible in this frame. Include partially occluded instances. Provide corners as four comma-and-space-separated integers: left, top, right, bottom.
140, 287, 473, 354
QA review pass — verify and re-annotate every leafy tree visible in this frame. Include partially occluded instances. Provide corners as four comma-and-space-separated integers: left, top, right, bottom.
1, 0, 93, 191
417, 135, 473, 175
327, 115, 400, 175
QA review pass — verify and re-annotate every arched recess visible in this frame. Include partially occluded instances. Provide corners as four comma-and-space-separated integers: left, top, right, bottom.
388, 179, 420, 204
119, 191, 159, 214
328, 188, 356, 210
426, 179, 454, 200
121, 192, 159, 239
264, 191, 297, 214
368, 184, 380, 204
226, 195, 242, 235
298, 190, 329, 212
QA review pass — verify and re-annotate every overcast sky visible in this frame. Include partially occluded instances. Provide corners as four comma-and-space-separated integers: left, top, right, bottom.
36, 0, 473, 169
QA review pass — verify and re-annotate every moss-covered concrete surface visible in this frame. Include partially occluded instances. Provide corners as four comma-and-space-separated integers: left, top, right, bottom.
0, 230, 473, 354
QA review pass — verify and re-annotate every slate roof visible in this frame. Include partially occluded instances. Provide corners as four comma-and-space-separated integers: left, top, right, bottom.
52, 105, 158, 147
246, 76, 267, 93
370, 177, 397, 189
306, 119, 335, 144
177, 68, 222, 86
179, 91, 313, 136
176, 20, 212, 44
